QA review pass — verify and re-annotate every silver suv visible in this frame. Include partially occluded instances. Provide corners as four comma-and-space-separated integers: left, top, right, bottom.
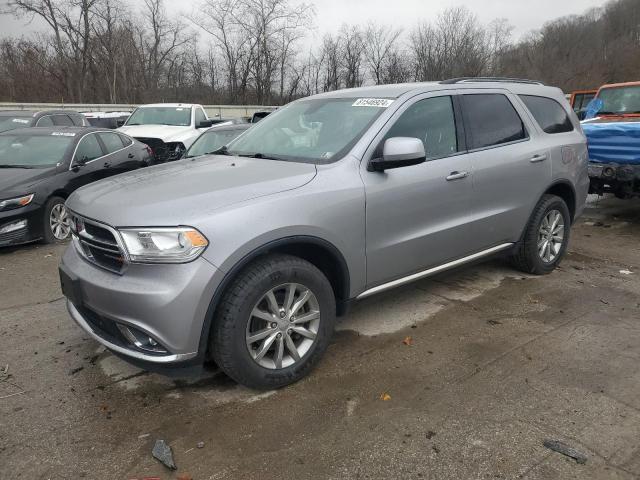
59, 78, 589, 389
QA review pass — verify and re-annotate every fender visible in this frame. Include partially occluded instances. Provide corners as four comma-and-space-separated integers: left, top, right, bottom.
194, 235, 351, 364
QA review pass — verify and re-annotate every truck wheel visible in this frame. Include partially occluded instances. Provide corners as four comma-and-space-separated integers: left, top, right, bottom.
510, 194, 571, 275
42, 196, 71, 244
211, 254, 336, 390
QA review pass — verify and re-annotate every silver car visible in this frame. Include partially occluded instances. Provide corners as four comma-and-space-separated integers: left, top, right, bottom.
59, 78, 589, 389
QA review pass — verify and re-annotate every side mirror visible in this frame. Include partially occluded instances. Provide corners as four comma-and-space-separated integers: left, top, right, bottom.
368, 137, 426, 172
197, 120, 214, 129
72, 156, 88, 170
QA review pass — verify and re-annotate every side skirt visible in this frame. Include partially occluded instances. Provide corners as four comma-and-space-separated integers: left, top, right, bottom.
356, 243, 514, 300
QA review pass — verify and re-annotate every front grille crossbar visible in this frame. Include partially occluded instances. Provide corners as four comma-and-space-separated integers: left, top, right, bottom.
70, 213, 127, 274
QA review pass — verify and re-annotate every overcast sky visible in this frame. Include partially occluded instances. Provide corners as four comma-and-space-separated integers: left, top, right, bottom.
0, 0, 609, 41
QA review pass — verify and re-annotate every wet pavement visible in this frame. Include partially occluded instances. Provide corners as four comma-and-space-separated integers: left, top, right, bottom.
1, 197, 639, 479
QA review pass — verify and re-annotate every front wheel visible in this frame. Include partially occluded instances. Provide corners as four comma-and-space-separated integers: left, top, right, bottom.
510, 194, 571, 275
211, 254, 336, 390
42, 196, 71, 244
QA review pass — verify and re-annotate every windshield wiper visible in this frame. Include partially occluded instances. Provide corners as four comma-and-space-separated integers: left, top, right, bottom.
237, 152, 284, 161
0, 164, 35, 168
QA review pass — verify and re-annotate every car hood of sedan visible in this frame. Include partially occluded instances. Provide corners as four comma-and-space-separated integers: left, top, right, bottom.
0, 167, 56, 198
66, 155, 317, 226
117, 124, 197, 143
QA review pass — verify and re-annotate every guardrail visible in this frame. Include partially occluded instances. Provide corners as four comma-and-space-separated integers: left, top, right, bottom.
0, 103, 278, 119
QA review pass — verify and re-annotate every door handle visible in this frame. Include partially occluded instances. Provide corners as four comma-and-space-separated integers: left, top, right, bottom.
530, 154, 548, 163
103, 162, 111, 168
446, 171, 469, 181
128, 153, 135, 159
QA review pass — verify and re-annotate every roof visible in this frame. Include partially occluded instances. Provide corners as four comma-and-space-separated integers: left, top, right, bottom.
0, 126, 111, 136
136, 103, 199, 108
308, 80, 563, 101
598, 81, 640, 90
0, 109, 83, 117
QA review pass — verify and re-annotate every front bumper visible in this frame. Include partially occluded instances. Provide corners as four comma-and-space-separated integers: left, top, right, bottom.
60, 243, 224, 367
0, 202, 45, 247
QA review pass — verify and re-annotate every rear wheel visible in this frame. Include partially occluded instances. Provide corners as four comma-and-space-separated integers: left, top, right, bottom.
211, 254, 336, 390
43, 196, 71, 244
510, 194, 571, 275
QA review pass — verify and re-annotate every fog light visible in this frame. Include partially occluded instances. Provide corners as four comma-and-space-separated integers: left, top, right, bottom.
0, 219, 27, 234
117, 324, 168, 354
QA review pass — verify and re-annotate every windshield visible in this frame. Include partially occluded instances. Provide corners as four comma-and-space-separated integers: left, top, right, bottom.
0, 116, 33, 133
125, 107, 192, 126
186, 129, 247, 158
0, 134, 73, 168
226, 98, 392, 163
598, 86, 640, 114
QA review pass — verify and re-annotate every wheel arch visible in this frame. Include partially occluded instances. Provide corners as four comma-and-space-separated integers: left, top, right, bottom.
544, 180, 577, 222
197, 236, 351, 362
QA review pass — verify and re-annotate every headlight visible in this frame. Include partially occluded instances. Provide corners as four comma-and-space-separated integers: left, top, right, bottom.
119, 227, 208, 263
0, 194, 34, 212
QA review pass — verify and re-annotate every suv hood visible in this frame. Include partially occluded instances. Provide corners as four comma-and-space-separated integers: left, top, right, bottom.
118, 125, 196, 143
0, 167, 56, 198
66, 155, 317, 226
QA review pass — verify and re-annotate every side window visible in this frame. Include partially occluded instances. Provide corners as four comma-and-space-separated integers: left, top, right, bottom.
462, 94, 526, 149
383, 96, 458, 159
195, 108, 207, 127
52, 114, 74, 126
519, 95, 574, 134
70, 114, 86, 127
75, 134, 103, 162
118, 133, 133, 147
36, 115, 54, 127
98, 132, 125, 153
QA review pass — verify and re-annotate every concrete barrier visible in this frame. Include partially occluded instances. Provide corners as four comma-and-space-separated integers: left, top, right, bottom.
0, 102, 278, 119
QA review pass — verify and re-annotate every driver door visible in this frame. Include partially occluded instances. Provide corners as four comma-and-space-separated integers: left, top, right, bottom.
361, 94, 475, 288
67, 133, 108, 192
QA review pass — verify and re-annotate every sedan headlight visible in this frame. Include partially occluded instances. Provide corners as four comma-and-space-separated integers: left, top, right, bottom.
0, 194, 34, 212
119, 227, 208, 263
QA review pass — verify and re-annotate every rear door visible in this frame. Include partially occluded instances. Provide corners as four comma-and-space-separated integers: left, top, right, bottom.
459, 91, 551, 250
97, 131, 140, 175
362, 93, 475, 288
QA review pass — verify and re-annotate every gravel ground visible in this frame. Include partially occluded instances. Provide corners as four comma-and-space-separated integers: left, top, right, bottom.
1, 197, 639, 479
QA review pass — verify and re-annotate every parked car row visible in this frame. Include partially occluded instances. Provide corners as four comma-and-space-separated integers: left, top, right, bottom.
0, 113, 252, 247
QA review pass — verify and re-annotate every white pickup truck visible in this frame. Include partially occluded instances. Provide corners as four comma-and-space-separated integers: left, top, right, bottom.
117, 103, 215, 162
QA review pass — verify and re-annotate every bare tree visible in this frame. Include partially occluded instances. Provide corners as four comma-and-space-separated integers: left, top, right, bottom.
363, 22, 402, 85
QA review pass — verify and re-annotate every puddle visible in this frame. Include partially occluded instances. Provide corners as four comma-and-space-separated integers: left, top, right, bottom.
339, 263, 531, 336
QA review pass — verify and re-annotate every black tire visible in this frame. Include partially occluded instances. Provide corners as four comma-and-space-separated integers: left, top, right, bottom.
211, 254, 336, 390
42, 196, 71, 244
510, 194, 571, 275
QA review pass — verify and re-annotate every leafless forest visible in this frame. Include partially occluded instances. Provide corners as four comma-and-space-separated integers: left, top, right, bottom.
0, 0, 639, 105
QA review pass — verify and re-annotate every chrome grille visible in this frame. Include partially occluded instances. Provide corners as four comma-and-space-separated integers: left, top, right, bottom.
71, 214, 126, 274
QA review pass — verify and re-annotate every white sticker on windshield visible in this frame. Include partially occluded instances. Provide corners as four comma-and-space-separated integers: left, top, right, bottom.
12, 119, 29, 124
51, 132, 76, 137
352, 98, 394, 108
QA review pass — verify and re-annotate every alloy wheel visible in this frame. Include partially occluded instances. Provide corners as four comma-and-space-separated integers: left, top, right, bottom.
245, 283, 320, 370
537, 209, 564, 263
49, 203, 71, 240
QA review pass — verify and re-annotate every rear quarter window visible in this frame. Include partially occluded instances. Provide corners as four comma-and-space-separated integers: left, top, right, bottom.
461, 94, 527, 149
519, 95, 574, 134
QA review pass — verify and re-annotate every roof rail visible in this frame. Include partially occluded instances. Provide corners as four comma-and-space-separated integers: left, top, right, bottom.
440, 77, 545, 86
